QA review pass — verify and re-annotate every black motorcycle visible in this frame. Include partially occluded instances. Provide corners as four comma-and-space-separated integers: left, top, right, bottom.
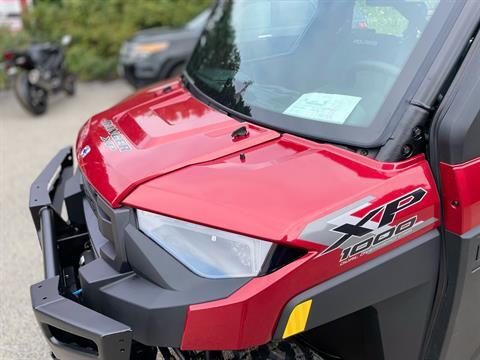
3, 35, 76, 115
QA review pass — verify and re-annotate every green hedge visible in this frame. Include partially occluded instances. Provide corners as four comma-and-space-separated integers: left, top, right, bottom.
0, 0, 210, 88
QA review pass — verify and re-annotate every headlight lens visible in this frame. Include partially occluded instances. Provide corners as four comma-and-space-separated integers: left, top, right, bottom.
137, 210, 273, 279
133, 42, 170, 55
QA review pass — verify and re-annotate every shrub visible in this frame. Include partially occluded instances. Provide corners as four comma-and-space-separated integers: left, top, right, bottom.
17, 0, 210, 81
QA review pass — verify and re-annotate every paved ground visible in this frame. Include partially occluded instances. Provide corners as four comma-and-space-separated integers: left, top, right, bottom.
0, 81, 132, 359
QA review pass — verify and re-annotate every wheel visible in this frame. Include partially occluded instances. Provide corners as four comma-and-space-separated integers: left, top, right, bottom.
130, 341, 158, 360
159, 340, 325, 360
14, 73, 48, 115
122, 64, 148, 89
27, 85, 48, 115
222, 340, 324, 360
63, 74, 76, 96
167, 62, 185, 79
132, 79, 151, 90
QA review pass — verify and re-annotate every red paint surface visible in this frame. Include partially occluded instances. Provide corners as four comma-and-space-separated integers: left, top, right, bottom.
440, 158, 480, 234
76, 79, 278, 207
177, 155, 439, 350
78, 81, 441, 350
124, 138, 438, 248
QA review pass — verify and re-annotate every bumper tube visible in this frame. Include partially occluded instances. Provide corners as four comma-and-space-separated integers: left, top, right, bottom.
29, 147, 134, 360
39, 207, 60, 279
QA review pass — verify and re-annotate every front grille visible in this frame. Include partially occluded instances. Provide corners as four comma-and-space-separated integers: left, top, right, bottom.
82, 176, 114, 238
82, 178, 98, 217
80, 173, 131, 272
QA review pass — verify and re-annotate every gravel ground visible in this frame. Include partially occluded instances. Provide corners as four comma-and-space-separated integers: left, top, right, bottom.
0, 81, 132, 360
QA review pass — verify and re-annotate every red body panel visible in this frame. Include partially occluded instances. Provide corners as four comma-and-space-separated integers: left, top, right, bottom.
440, 158, 480, 235
76, 80, 278, 207
176, 155, 439, 349
124, 138, 438, 248
77, 81, 441, 350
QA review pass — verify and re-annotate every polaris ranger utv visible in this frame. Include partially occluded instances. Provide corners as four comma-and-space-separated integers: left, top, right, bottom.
29, 1, 480, 359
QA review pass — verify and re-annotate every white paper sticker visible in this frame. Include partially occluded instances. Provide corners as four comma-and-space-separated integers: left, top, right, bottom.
283, 93, 361, 124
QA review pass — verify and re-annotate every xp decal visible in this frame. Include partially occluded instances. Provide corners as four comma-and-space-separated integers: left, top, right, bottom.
300, 188, 436, 264
325, 188, 427, 254
339, 215, 419, 263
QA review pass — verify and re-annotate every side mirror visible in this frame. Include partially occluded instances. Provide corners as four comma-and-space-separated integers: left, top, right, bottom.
61, 35, 72, 46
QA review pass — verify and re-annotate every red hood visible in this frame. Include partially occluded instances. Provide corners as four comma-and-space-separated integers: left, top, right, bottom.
79, 80, 438, 248
76, 80, 279, 207
123, 134, 438, 248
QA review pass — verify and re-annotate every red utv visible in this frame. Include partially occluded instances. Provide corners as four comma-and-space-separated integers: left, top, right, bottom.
29, 1, 480, 359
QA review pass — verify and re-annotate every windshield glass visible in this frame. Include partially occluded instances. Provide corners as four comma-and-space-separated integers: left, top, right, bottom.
187, 0, 448, 147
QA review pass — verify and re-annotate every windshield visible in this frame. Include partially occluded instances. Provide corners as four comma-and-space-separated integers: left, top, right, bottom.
187, 0, 451, 147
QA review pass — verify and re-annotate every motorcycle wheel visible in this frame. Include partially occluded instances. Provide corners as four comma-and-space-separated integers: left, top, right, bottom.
158, 340, 324, 360
63, 74, 76, 96
14, 73, 48, 115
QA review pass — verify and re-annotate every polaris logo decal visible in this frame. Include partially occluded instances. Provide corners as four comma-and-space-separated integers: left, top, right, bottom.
300, 188, 436, 264
80, 145, 91, 158
100, 120, 131, 152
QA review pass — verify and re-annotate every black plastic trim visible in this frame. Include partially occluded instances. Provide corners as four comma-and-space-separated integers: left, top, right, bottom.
77, 215, 251, 347
39, 207, 61, 279
424, 14, 480, 360
425, 228, 480, 360
82, 178, 131, 273
274, 229, 440, 357
29, 146, 73, 231
31, 276, 132, 360
434, 16, 480, 165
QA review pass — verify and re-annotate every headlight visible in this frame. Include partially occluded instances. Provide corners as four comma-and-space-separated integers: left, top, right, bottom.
137, 210, 273, 279
133, 42, 170, 56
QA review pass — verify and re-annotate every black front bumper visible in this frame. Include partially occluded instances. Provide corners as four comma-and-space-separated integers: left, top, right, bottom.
30, 148, 133, 360
29, 148, 249, 359
32, 276, 132, 360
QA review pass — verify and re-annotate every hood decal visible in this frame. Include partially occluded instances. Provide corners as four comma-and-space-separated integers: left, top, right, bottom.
100, 120, 132, 152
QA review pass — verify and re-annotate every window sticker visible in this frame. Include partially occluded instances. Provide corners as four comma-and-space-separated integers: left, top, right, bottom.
283, 93, 362, 124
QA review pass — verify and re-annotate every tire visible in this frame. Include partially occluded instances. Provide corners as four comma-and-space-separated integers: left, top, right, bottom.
222, 341, 324, 360
127, 76, 150, 90
14, 73, 48, 115
160, 340, 325, 360
168, 62, 185, 79
122, 65, 147, 89
63, 74, 76, 96
132, 79, 150, 90
130, 342, 158, 360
